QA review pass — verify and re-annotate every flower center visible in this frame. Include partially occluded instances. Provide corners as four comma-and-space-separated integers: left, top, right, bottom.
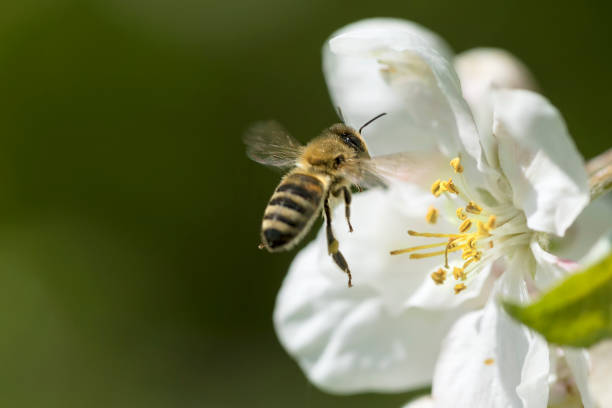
391, 157, 531, 294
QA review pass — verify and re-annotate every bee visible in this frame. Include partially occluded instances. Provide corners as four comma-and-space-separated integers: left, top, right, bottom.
244, 113, 389, 288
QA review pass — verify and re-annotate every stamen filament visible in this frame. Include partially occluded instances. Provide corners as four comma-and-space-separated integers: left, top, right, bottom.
409, 245, 464, 259
408, 230, 462, 238
390, 242, 448, 255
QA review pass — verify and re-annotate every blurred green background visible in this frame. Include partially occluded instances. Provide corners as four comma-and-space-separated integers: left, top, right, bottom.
0, 0, 609, 407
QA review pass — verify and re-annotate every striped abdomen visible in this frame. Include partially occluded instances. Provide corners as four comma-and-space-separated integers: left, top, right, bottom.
261, 171, 327, 251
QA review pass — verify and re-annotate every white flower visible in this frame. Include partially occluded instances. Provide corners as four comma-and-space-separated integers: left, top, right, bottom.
273, 18, 611, 407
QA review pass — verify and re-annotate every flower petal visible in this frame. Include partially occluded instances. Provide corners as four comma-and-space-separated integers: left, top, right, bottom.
403, 396, 434, 408
530, 239, 574, 292
324, 18, 483, 168
589, 340, 612, 408
564, 348, 595, 408
493, 89, 589, 236
432, 266, 550, 408
323, 19, 453, 156
553, 196, 612, 262
405, 259, 494, 310
274, 186, 478, 393
455, 48, 538, 168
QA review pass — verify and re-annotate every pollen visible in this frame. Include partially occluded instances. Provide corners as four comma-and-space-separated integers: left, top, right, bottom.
392, 171, 504, 296
486, 215, 496, 230
443, 179, 459, 194
466, 201, 482, 214
456, 207, 467, 220
426, 206, 438, 224
484, 358, 495, 365
431, 179, 442, 197
450, 157, 463, 173
431, 268, 446, 285
454, 283, 467, 294
452, 267, 466, 280
459, 219, 472, 233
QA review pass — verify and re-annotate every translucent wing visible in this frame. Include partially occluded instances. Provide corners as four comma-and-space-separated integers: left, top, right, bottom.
344, 151, 450, 190
244, 121, 303, 168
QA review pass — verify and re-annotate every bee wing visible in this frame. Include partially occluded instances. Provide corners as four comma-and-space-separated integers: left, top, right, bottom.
345, 151, 449, 189
244, 121, 303, 169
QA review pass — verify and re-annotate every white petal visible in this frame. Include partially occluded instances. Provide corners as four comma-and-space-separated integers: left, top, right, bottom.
274, 186, 477, 393
564, 348, 595, 408
589, 340, 612, 408
530, 239, 573, 292
432, 271, 550, 408
553, 195, 612, 262
493, 89, 589, 236
403, 396, 434, 408
323, 19, 453, 156
324, 19, 484, 168
406, 259, 494, 310
455, 48, 538, 168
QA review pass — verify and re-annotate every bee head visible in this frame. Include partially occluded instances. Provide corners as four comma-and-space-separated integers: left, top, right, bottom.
328, 124, 370, 159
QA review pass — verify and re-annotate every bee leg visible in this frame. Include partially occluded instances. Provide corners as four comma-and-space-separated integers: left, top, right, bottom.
324, 197, 353, 288
342, 186, 353, 233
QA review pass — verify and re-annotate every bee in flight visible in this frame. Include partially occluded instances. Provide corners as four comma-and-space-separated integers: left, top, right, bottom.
244, 113, 389, 288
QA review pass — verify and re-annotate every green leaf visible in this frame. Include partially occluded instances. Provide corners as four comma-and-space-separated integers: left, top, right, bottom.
503, 253, 612, 348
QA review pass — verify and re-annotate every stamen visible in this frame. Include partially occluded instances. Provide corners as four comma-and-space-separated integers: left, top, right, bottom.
476, 221, 491, 236
431, 179, 442, 197
456, 207, 467, 220
426, 206, 438, 224
462, 258, 475, 269
486, 215, 496, 230
431, 268, 446, 285
409, 245, 464, 259
452, 267, 466, 280
390, 242, 447, 255
459, 219, 472, 233
392, 169, 517, 296
462, 249, 477, 260
408, 230, 462, 238
444, 179, 459, 194
466, 237, 477, 249
450, 157, 463, 173
454, 283, 467, 294
466, 201, 482, 214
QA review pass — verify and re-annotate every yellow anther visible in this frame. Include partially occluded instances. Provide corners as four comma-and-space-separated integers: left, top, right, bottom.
462, 249, 477, 260
445, 178, 459, 194
489, 241, 494, 248
476, 220, 490, 236
450, 157, 463, 173
466, 201, 482, 214
454, 283, 467, 294
456, 207, 467, 220
431, 268, 446, 285
452, 267, 466, 280
431, 179, 442, 197
472, 251, 482, 261
426, 206, 438, 224
486, 215, 496, 230
459, 219, 472, 233
466, 237, 477, 249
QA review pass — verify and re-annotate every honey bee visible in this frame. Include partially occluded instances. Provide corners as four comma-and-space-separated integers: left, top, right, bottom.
244, 113, 389, 288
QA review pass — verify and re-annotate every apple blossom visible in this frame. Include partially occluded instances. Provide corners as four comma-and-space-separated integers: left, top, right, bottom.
273, 18, 611, 408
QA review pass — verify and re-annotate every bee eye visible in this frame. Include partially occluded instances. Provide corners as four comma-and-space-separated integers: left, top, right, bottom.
340, 132, 365, 152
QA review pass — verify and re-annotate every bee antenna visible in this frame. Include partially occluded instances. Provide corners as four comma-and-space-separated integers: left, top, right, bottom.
359, 112, 387, 134
336, 106, 345, 123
